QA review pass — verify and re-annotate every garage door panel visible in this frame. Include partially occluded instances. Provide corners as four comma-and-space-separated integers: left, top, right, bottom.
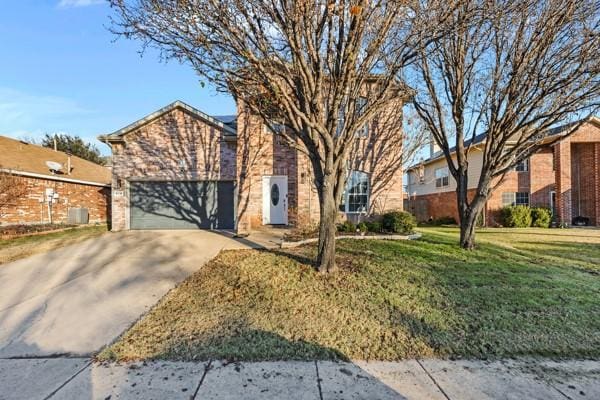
130, 181, 234, 230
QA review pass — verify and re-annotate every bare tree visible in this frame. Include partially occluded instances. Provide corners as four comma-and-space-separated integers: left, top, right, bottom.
109, 0, 455, 272
0, 168, 27, 219
411, 0, 600, 249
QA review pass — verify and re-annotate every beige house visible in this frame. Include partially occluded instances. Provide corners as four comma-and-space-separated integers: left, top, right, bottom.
406, 118, 600, 226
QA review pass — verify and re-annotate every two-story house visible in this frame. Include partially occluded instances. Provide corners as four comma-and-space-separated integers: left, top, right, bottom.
99, 98, 406, 233
405, 117, 600, 227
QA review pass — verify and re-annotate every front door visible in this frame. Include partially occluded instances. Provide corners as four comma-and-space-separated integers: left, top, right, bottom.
262, 176, 288, 225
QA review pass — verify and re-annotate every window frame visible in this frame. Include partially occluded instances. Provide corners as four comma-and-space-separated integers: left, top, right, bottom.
515, 158, 529, 172
340, 170, 370, 214
355, 97, 369, 137
434, 167, 449, 188
502, 192, 530, 207
515, 192, 530, 206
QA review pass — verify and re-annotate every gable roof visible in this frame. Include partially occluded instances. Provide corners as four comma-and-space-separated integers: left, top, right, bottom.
410, 116, 600, 170
99, 101, 237, 143
0, 136, 111, 186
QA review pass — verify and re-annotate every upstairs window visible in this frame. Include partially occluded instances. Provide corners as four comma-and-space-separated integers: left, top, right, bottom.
435, 167, 449, 188
340, 170, 369, 213
335, 97, 369, 137
356, 97, 369, 137
515, 158, 529, 172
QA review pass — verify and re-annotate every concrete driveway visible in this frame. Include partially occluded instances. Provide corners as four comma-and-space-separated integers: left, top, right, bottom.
0, 230, 279, 358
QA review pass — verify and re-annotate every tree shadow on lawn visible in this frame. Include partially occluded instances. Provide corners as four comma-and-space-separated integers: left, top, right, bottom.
103, 230, 600, 364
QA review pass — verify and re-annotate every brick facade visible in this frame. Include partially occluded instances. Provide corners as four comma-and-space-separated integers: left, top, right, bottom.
235, 103, 405, 233
107, 107, 237, 231
0, 174, 110, 225
105, 101, 406, 233
407, 120, 600, 227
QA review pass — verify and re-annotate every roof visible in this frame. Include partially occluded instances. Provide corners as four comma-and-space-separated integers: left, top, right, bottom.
213, 115, 238, 131
0, 136, 111, 186
410, 116, 600, 170
99, 101, 237, 143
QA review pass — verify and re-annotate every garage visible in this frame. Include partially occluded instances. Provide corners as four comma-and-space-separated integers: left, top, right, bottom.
129, 181, 235, 230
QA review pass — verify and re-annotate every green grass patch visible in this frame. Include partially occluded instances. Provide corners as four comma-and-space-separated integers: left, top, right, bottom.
0, 224, 108, 264
100, 227, 600, 362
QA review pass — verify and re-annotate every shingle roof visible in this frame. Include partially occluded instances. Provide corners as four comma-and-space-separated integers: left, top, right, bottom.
410, 116, 600, 169
99, 101, 237, 142
0, 136, 111, 186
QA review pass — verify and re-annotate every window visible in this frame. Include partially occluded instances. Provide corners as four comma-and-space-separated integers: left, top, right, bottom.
356, 97, 369, 137
335, 97, 369, 137
502, 192, 530, 206
515, 192, 529, 206
435, 167, 449, 188
515, 158, 529, 172
340, 171, 369, 213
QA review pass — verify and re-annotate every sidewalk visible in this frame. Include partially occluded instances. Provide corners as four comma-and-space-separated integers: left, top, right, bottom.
1, 357, 598, 400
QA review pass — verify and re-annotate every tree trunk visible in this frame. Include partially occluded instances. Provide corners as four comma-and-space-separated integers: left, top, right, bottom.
459, 208, 479, 249
316, 176, 338, 273
456, 179, 487, 249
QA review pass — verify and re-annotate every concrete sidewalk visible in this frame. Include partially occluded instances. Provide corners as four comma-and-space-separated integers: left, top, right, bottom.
1, 358, 598, 400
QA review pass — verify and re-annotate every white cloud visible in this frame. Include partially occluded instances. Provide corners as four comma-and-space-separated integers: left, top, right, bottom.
58, 0, 104, 8
0, 88, 88, 125
0, 88, 92, 143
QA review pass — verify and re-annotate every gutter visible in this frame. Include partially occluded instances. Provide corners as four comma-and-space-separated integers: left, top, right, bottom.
1, 168, 110, 188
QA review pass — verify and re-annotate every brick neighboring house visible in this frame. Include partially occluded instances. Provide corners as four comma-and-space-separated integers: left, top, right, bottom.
405, 117, 600, 227
99, 100, 406, 232
0, 136, 111, 226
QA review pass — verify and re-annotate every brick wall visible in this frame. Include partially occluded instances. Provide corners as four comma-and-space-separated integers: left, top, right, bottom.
236, 102, 405, 233
571, 143, 598, 225
0, 174, 109, 225
530, 148, 555, 208
109, 107, 237, 231
554, 122, 600, 226
408, 121, 600, 227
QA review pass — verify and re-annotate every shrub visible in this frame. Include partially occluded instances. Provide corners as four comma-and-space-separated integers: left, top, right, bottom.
531, 207, 552, 228
365, 221, 382, 233
381, 211, 416, 234
337, 220, 356, 233
501, 205, 532, 228
357, 222, 368, 233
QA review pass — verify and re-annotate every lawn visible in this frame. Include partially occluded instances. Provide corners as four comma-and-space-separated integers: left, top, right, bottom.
0, 224, 108, 264
100, 227, 600, 362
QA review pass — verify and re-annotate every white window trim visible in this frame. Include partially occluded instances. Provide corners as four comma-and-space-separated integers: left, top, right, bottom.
435, 167, 449, 188
342, 170, 370, 214
515, 158, 529, 172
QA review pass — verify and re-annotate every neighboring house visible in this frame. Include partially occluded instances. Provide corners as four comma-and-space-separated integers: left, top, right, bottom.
99, 100, 406, 232
405, 117, 600, 227
0, 136, 111, 225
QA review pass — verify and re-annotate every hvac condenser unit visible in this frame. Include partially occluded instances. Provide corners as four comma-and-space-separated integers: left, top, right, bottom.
68, 208, 89, 225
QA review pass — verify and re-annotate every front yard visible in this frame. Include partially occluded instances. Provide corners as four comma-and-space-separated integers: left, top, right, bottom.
0, 224, 108, 265
100, 227, 600, 362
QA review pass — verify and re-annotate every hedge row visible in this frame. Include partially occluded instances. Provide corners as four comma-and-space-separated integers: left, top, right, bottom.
501, 205, 552, 228
337, 211, 416, 235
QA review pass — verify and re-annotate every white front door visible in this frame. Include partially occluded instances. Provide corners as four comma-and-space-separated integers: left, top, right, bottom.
262, 176, 288, 225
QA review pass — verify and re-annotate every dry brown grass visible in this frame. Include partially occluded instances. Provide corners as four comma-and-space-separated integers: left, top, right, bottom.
100, 227, 600, 362
0, 225, 108, 264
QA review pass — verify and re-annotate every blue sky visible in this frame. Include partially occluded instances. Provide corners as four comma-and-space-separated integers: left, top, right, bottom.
0, 0, 235, 155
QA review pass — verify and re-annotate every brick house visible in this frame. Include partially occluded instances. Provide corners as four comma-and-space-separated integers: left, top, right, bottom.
405, 117, 600, 227
99, 100, 406, 232
0, 136, 111, 225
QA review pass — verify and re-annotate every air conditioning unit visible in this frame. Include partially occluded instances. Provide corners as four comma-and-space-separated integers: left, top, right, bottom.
68, 208, 89, 225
